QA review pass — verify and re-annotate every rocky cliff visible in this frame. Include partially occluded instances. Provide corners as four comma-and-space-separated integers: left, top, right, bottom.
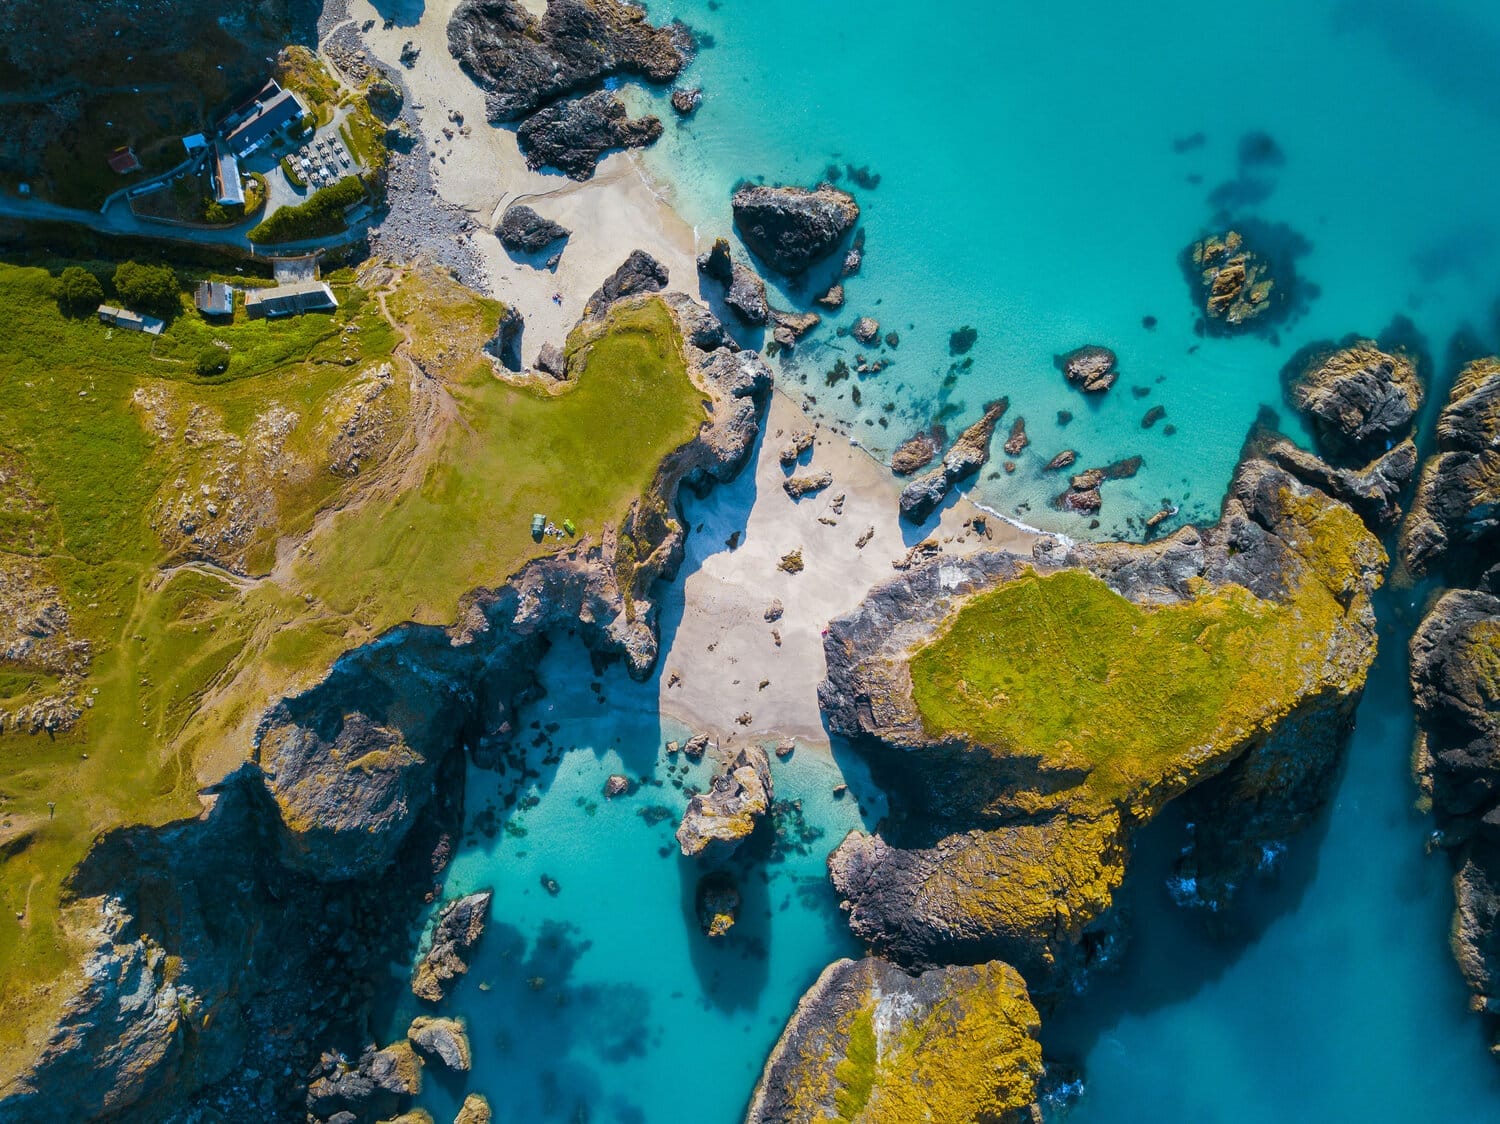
744, 956, 1042, 1124
819, 451, 1384, 987
0, 291, 770, 1121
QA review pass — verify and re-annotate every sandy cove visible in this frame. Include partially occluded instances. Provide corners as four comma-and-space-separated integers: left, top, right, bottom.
343, 1, 1039, 752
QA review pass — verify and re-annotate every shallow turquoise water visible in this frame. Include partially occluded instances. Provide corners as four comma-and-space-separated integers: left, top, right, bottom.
398, 2, 1500, 1119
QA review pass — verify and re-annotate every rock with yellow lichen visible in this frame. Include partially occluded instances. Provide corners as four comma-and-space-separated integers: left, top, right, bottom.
1400, 356, 1500, 581
1188, 229, 1281, 331
819, 448, 1384, 987
744, 956, 1042, 1124
455, 1092, 493, 1124
676, 746, 774, 860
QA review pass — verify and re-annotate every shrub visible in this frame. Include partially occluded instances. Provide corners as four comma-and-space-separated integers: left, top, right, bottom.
247, 175, 365, 246
54, 266, 104, 315
112, 261, 179, 316
195, 347, 229, 377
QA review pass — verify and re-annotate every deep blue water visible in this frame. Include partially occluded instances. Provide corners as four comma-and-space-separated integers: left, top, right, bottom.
395, 2, 1500, 1120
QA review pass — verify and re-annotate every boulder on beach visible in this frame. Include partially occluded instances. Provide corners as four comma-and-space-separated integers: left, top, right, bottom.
496, 204, 570, 254
784, 469, 833, 499
584, 250, 669, 318
731, 183, 860, 276
725, 263, 770, 325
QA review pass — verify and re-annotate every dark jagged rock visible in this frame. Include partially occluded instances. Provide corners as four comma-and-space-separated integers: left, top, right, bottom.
670, 86, 702, 115
583, 250, 669, 319
676, 746, 774, 860
535, 341, 566, 379
725, 264, 770, 325
1288, 342, 1422, 464
497, 204, 570, 254
411, 891, 492, 1002
448, 0, 688, 123
306, 1040, 423, 1119
407, 1016, 472, 1072
696, 236, 733, 284
515, 89, 663, 179
485, 304, 525, 372
899, 400, 1007, 523
1142, 405, 1167, 429
1261, 432, 1417, 530
1057, 345, 1118, 393
731, 184, 860, 276
1400, 357, 1500, 579
745, 956, 1042, 1124
1412, 588, 1500, 1046
821, 455, 1383, 987
1052, 456, 1140, 516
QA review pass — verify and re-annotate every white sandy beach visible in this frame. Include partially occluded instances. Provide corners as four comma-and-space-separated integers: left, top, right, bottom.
343, 1, 1038, 752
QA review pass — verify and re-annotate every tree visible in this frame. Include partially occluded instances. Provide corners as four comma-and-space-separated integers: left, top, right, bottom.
54, 266, 103, 315
112, 261, 179, 317
195, 347, 229, 377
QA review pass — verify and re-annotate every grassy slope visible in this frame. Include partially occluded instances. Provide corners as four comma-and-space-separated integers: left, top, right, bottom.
0, 262, 705, 1076
907, 562, 1354, 806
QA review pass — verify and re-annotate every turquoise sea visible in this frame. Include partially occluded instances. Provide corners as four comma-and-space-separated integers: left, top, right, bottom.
395, 1, 1500, 1120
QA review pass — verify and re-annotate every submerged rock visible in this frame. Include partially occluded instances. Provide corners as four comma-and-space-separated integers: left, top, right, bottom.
448, 0, 688, 123
745, 956, 1042, 1124
412, 891, 492, 1003
1057, 345, 1118, 393
1289, 342, 1422, 464
899, 399, 1008, 523
731, 183, 860, 276
1400, 356, 1500, 579
496, 203, 570, 254
695, 871, 741, 937
676, 746, 774, 859
515, 88, 663, 179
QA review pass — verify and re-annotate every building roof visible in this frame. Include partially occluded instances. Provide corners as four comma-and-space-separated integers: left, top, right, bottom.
98, 305, 165, 335
106, 146, 142, 175
194, 282, 234, 317
226, 89, 306, 157
213, 144, 244, 207
244, 280, 338, 317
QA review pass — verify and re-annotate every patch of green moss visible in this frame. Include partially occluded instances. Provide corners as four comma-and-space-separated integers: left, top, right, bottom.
832, 1006, 877, 1121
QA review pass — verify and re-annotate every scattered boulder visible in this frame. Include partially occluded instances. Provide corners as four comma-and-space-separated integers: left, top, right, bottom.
603, 774, 633, 798
696, 237, 733, 284
778, 428, 814, 466
771, 308, 821, 343
496, 203, 570, 254
731, 184, 860, 276
683, 733, 712, 760
515, 89, 663, 180
764, 599, 784, 622
899, 400, 1007, 523
1289, 342, 1422, 464
670, 86, 702, 115
367, 1040, 423, 1097
1045, 450, 1077, 471
814, 283, 845, 310
455, 1093, 493, 1124
534, 341, 566, 379
583, 250, 668, 318
778, 548, 804, 574
851, 317, 880, 344
725, 263, 770, 325
411, 891, 492, 1002
407, 1016, 472, 1072
784, 470, 833, 499
696, 871, 741, 937
676, 746, 774, 859
1057, 345, 1118, 393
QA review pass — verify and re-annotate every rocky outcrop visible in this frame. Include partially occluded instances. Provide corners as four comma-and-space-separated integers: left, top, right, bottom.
1261, 430, 1417, 530
515, 89, 663, 179
675, 746, 774, 860
891, 433, 938, 476
407, 1016, 472, 1072
1400, 357, 1500, 580
411, 892, 492, 1003
456, 1092, 493, 1124
898, 400, 1007, 523
851, 317, 880, 345
1052, 455, 1141, 516
821, 452, 1384, 989
670, 86, 702, 115
448, 0, 688, 123
1412, 587, 1500, 1047
731, 184, 860, 276
496, 204, 570, 254
1057, 345, 1118, 393
1, 293, 772, 1121
1188, 229, 1279, 331
1287, 342, 1422, 465
744, 956, 1042, 1124
695, 871, 741, 937
583, 250, 669, 319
